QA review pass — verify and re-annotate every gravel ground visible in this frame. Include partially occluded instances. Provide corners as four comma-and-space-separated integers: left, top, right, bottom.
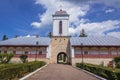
26, 64, 99, 80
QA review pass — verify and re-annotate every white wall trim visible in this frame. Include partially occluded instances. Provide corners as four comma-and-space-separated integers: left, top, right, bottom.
71, 47, 75, 58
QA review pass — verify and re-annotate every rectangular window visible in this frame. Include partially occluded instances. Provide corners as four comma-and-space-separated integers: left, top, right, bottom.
39, 51, 42, 54
24, 51, 29, 54
75, 50, 81, 54
59, 21, 62, 34
31, 50, 36, 54
100, 50, 108, 54
16, 51, 23, 54
84, 51, 89, 55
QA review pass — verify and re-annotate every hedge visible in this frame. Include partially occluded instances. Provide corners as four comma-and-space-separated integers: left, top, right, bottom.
0, 61, 46, 80
114, 57, 120, 68
76, 63, 120, 80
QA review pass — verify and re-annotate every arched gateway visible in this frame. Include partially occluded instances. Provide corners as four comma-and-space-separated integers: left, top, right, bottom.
57, 52, 67, 64
50, 36, 71, 64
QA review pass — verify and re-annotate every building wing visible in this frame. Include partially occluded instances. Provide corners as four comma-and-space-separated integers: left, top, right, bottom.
70, 36, 120, 46
0, 37, 50, 46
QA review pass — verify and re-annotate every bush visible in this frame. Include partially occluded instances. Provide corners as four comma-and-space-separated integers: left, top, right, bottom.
116, 62, 120, 68
114, 57, 120, 64
19, 54, 28, 63
76, 63, 120, 80
0, 63, 17, 70
0, 53, 14, 64
0, 61, 46, 79
114, 57, 120, 68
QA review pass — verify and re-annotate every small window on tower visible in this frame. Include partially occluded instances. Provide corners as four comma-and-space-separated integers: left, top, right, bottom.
59, 21, 62, 35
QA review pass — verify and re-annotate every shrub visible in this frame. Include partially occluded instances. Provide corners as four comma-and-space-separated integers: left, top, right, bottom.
116, 62, 120, 68
76, 63, 120, 80
0, 61, 46, 79
114, 57, 120, 64
19, 54, 28, 63
0, 53, 14, 64
114, 57, 120, 68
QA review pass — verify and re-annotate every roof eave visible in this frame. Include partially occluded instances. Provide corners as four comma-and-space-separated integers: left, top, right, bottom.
0, 45, 49, 47
71, 45, 120, 47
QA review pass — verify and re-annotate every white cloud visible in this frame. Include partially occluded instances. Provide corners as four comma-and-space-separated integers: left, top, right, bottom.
17, 35, 37, 38
32, 0, 120, 39
107, 32, 120, 39
31, 22, 41, 28
63, 0, 120, 8
95, 0, 120, 8
69, 27, 76, 35
105, 9, 114, 13
26, 35, 31, 37
31, 0, 90, 28
69, 20, 120, 37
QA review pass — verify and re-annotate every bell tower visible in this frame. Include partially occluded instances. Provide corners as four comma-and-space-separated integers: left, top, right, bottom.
50, 9, 71, 64
52, 9, 69, 36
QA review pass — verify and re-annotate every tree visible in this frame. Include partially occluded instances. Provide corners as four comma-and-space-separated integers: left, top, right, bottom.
2, 35, 8, 41
79, 29, 87, 37
47, 32, 52, 38
0, 53, 14, 64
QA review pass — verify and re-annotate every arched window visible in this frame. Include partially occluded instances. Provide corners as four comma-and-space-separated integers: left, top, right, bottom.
59, 21, 62, 34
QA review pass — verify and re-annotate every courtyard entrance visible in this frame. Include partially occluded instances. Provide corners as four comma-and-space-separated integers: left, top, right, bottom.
57, 52, 67, 64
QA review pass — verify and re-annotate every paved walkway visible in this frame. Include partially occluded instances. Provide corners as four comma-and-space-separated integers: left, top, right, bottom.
26, 64, 99, 80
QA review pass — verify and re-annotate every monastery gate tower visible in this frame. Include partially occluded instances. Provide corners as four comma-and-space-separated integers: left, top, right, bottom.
50, 9, 71, 64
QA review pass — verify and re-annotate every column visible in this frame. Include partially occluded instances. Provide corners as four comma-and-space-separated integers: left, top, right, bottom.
46, 46, 50, 58
71, 47, 75, 58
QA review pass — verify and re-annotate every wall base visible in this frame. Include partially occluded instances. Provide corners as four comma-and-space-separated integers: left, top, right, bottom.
72, 58, 113, 66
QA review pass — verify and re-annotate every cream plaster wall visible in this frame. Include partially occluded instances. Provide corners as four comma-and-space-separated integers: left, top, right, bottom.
53, 16, 69, 36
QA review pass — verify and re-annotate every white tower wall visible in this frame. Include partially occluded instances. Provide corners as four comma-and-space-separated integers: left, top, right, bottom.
52, 11, 69, 36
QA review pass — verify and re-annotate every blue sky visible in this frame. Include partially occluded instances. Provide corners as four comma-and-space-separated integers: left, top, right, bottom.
0, 0, 120, 40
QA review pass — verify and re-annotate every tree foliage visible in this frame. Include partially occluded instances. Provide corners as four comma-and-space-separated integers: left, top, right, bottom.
114, 57, 120, 68
79, 29, 87, 37
47, 32, 52, 38
2, 35, 8, 41
0, 53, 14, 64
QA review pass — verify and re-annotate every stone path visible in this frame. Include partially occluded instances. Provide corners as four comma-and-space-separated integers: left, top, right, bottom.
26, 64, 99, 80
